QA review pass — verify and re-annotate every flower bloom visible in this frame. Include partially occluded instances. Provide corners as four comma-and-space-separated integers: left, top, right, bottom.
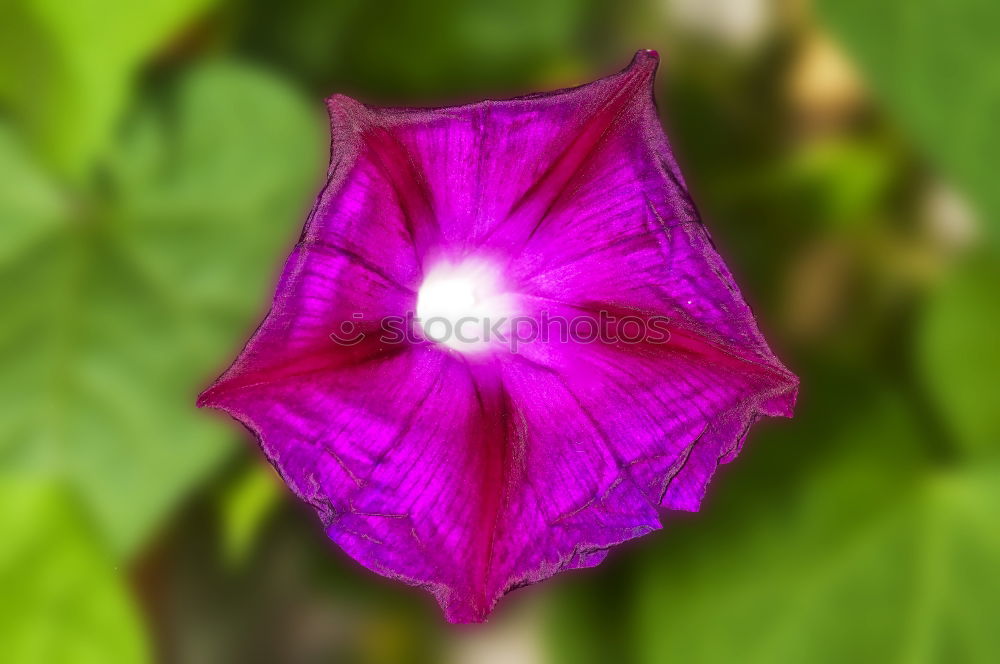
199, 50, 797, 622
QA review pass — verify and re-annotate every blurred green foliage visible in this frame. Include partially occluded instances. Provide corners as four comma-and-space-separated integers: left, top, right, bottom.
217, 461, 282, 567
0, 0, 997, 662
0, 0, 217, 179
552, 374, 1000, 663
0, 478, 148, 662
918, 258, 1000, 458
818, 0, 1000, 246
0, 58, 324, 560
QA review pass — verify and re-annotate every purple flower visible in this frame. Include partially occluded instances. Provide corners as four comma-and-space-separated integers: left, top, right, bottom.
198, 50, 797, 623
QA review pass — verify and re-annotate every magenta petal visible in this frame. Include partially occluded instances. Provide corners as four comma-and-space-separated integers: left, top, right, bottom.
199, 50, 798, 622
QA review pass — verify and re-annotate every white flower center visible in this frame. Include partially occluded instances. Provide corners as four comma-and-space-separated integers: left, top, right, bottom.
416, 260, 512, 353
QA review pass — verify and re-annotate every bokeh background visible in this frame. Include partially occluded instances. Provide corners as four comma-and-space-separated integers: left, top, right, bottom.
1, 0, 998, 662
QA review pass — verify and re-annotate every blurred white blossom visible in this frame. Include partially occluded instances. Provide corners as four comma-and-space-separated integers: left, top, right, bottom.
664, 0, 774, 50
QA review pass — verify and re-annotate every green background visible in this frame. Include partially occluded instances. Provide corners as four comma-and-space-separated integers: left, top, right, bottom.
1, 0, 997, 661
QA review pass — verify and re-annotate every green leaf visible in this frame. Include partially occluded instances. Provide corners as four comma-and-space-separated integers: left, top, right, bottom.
112, 61, 328, 319
0, 125, 67, 263
546, 372, 999, 663
816, 0, 1000, 239
217, 462, 284, 567
626, 392, 1000, 663
785, 138, 895, 230
0, 61, 326, 556
0, 0, 216, 178
0, 477, 149, 663
918, 255, 1000, 457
